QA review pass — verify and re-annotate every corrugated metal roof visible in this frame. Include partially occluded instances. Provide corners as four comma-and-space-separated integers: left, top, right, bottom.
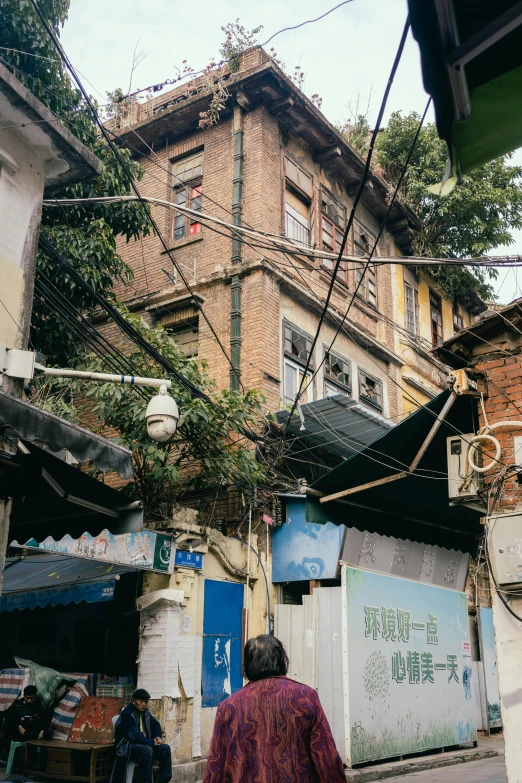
2, 553, 136, 593
275, 395, 394, 459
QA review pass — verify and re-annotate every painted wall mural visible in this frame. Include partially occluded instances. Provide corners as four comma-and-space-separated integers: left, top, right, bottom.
272, 499, 345, 582
343, 566, 476, 764
479, 607, 501, 728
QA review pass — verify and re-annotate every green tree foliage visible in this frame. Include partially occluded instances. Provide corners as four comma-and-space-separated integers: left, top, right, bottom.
46, 312, 266, 514
339, 111, 522, 300
0, 0, 150, 363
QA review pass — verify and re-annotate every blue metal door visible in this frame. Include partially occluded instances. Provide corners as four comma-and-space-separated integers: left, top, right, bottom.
202, 579, 244, 707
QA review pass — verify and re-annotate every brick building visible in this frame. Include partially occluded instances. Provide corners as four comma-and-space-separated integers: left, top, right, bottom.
108, 46, 482, 432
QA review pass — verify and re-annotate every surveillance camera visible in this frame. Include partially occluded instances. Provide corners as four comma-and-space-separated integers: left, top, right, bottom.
146, 388, 179, 443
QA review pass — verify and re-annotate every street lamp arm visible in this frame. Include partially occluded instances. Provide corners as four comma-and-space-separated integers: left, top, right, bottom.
34, 364, 172, 390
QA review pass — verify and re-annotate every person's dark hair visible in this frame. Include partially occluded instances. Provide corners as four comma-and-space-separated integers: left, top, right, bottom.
24, 685, 37, 696
132, 688, 150, 701
243, 635, 289, 682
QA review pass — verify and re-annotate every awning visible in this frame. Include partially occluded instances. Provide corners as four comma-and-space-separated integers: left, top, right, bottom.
3, 442, 142, 541
0, 554, 137, 612
0, 389, 133, 478
275, 394, 394, 460
310, 390, 483, 553
408, 0, 522, 187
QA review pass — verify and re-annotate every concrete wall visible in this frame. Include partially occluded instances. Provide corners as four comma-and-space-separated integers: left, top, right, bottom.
0, 127, 45, 351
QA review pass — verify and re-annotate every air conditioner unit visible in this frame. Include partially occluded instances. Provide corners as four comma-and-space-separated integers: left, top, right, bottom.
488, 512, 522, 590
447, 434, 482, 502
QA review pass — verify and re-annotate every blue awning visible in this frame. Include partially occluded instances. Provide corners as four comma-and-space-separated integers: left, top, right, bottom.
0, 554, 137, 612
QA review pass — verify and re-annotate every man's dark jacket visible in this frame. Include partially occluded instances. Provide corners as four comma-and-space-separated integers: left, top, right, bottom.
4, 697, 44, 740
114, 704, 162, 749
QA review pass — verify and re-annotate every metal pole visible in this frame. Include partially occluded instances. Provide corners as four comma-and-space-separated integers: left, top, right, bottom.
39, 367, 172, 389
245, 491, 253, 641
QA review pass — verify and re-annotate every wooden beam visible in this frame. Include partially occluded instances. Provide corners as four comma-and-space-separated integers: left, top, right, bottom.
409, 392, 456, 472
314, 145, 342, 163
319, 471, 408, 504
267, 96, 294, 114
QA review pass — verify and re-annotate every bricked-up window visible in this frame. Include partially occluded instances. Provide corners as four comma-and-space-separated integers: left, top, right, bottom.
358, 369, 383, 412
324, 348, 351, 397
403, 268, 419, 335
284, 157, 313, 246
354, 221, 377, 306
430, 290, 443, 346
321, 190, 348, 282
453, 306, 464, 334
172, 151, 203, 241
283, 321, 314, 403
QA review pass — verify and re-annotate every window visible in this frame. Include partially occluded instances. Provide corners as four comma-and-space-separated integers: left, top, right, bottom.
324, 349, 351, 397
354, 221, 377, 306
283, 322, 314, 403
284, 157, 313, 247
453, 306, 463, 334
284, 358, 314, 403
284, 322, 313, 365
403, 268, 419, 335
166, 319, 199, 357
430, 290, 443, 347
172, 151, 203, 241
285, 188, 310, 246
321, 190, 347, 281
358, 370, 383, 412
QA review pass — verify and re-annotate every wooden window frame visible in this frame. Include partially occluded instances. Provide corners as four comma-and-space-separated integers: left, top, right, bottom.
453, 305, 463, 334
353, 220, 377, 307
430, 289, 443, 347
320, 189, 348, 283
358, 369, 383, 413
171, 151, 203, 243
323, 347, 351, 395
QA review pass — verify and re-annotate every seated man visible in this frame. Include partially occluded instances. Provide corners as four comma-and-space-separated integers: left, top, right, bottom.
4, 685, 45, 743
115, 688, 172, 783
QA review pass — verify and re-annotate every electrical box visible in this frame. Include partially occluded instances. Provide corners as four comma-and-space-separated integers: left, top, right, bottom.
488, 511, 522, 590
5, 349, 35, 380
447, 434, 481, 501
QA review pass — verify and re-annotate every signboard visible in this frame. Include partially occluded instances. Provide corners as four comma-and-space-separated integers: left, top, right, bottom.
174, 550, 203, 569
343, 565, 476, 765
479, 607, 501, 728
272, 499, 345, 582
11, 529, 174, 573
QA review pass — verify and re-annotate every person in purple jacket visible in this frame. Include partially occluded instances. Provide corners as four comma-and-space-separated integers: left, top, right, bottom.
204, 635, 346, 783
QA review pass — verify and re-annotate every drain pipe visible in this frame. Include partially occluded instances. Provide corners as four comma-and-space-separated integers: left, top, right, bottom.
230, 104, 244, 391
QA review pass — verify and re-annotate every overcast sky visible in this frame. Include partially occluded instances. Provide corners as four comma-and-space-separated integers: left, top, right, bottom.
61, 0, 522, 303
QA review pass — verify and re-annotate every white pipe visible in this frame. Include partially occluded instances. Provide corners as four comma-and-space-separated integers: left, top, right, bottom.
39, 367, 171, 389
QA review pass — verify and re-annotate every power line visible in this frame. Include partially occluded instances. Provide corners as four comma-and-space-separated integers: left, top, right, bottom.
301, 99, 432, 402
283, 17, 411, 433
28, 0, 244, 394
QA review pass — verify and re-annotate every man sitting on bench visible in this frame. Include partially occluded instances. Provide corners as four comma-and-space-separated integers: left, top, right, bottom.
115, 688, 172, 783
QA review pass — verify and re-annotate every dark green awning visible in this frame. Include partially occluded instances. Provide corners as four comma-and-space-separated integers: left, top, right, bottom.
310, 390, 483, 553
408, 0, 522, 189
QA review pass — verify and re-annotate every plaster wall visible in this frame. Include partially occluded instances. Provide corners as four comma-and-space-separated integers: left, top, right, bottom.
0, 128, 44, 349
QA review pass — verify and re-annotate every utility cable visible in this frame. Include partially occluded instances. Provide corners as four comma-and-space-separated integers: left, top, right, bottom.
28, 0, 244, 392
283, 18, 411, 432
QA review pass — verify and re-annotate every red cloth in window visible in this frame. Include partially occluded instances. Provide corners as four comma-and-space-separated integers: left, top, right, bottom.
203, 676, 345, 783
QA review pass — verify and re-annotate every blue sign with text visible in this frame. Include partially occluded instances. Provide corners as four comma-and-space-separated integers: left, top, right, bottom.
174, 550, 203, 569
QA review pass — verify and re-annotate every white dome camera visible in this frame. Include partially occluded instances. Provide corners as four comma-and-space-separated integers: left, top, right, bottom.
146, 385, 180, 443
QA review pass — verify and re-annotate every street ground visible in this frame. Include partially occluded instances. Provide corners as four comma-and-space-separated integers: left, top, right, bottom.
394, 756, 506, 783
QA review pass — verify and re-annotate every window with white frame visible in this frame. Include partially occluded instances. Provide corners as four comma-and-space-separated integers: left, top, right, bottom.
172, 151, 203, 241
283, 321, 314, 403
354, 221, 377, 306
403, 267, 419, 335
323, 348, 351, 397
358, 369, 383, 412
284, 157, 313, 246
